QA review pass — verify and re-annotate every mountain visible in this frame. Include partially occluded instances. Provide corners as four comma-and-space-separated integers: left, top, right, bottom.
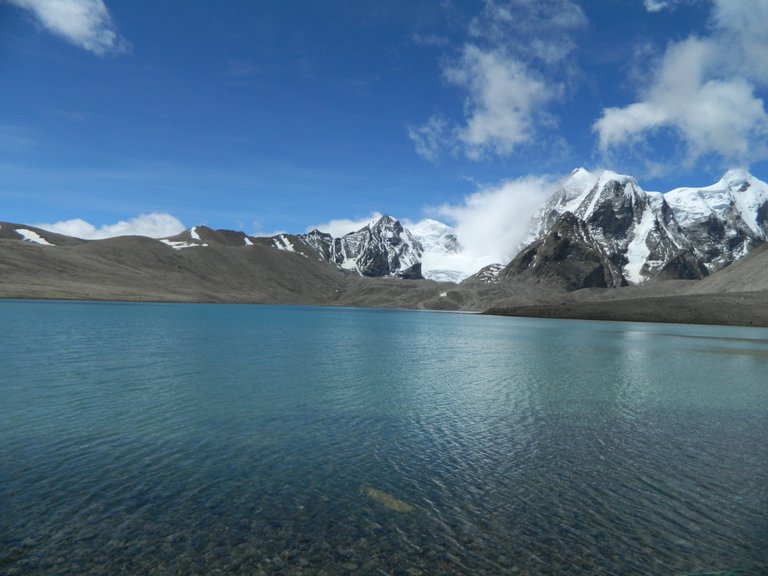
664, 169, 768, 272
500, 168, 767, 290
261, 215, 462, 281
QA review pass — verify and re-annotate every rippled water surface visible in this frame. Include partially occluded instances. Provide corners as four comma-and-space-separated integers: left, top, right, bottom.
1, 301, 767, 575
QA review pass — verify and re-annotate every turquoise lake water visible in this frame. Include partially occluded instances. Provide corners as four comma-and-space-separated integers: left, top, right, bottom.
1, 300, 767, 575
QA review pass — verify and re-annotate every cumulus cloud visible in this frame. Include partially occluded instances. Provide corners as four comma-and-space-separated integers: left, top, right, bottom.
419, 174, 556, 276
444, 45, 553, 159
308, 211, 383, 238
411, 0, 586, 162
8, 0, 127, 55
594, 0, 768, 167
35, 213, 186, 239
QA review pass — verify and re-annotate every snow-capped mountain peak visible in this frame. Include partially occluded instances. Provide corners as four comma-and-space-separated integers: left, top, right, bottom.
664, 169, 768, 269
408, 218, 462, 254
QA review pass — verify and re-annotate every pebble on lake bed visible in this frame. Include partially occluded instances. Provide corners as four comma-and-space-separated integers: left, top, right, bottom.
360, 486, 413, 513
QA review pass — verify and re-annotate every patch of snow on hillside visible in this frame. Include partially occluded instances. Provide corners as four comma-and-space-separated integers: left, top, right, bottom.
244, 236, 253, 246
340, 258, 359, 272
161, 239, 207, 250
274, 235, 295, 252
16, 229, 54, 246
190, 226, 201, 240
624, 208, 654, 283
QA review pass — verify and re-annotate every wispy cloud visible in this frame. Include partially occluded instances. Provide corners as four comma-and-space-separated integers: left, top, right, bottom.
308, 211, 383, 237
643, 0, 676, 12
411, 32, 449, 48
35, 213, 185, 239
0, 124, 36, 150
411, 0, 586, 162
222, 60, 264, 79
408, 115, 450, 163
8, 0, 128, 55
594, 0, 768, 169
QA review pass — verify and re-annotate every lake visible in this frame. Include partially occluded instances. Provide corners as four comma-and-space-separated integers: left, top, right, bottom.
1, 301, 766, 575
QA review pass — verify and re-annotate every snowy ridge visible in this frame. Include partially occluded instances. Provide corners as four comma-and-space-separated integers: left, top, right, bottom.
664, 170, 768, 271
161, 239, 208, 249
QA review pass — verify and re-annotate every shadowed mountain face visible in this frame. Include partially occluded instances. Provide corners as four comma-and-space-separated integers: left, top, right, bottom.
501, 212, 625, 290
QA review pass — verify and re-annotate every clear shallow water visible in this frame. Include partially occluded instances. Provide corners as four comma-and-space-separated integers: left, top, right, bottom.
1, 301, 767, 576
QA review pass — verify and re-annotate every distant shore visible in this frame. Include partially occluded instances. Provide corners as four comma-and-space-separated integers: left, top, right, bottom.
3, 289, 768, 329
485, 291, 768, 328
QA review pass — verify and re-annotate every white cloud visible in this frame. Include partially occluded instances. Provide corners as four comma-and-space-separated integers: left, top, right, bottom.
643, 0, 676, 12
308, 211, 383, 238
411, 0, 586, 161
35, 213, 186, 239
419, 174, 556, 276
8, 0, 127, 55
710, 0, 768, 84
444, 45, 553, 159
594, 1, 768, 167
408, 114, 449, 163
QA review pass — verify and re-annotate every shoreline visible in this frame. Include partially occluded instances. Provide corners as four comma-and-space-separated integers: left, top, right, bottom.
4, 290, 768, 329
485, 292, 768, 328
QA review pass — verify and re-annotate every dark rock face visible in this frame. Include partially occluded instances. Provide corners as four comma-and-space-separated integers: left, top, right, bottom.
396, 263, 423, 280
652, 250, 708, 281
756, 202, 768, 237
585, 180, 638, 238
502, 212, 627, 290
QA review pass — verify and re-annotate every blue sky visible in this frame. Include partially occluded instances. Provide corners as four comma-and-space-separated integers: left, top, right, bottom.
2, 0, 768, 240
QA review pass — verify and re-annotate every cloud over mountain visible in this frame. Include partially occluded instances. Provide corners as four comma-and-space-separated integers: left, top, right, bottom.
427, 174, 555, 274
35, 213, 185, 239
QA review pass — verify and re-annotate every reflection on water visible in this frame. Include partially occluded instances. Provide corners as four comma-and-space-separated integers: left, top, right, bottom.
1, 302, 767, 575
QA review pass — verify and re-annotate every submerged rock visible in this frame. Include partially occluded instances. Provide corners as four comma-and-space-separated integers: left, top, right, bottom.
360, 486, 413, 513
